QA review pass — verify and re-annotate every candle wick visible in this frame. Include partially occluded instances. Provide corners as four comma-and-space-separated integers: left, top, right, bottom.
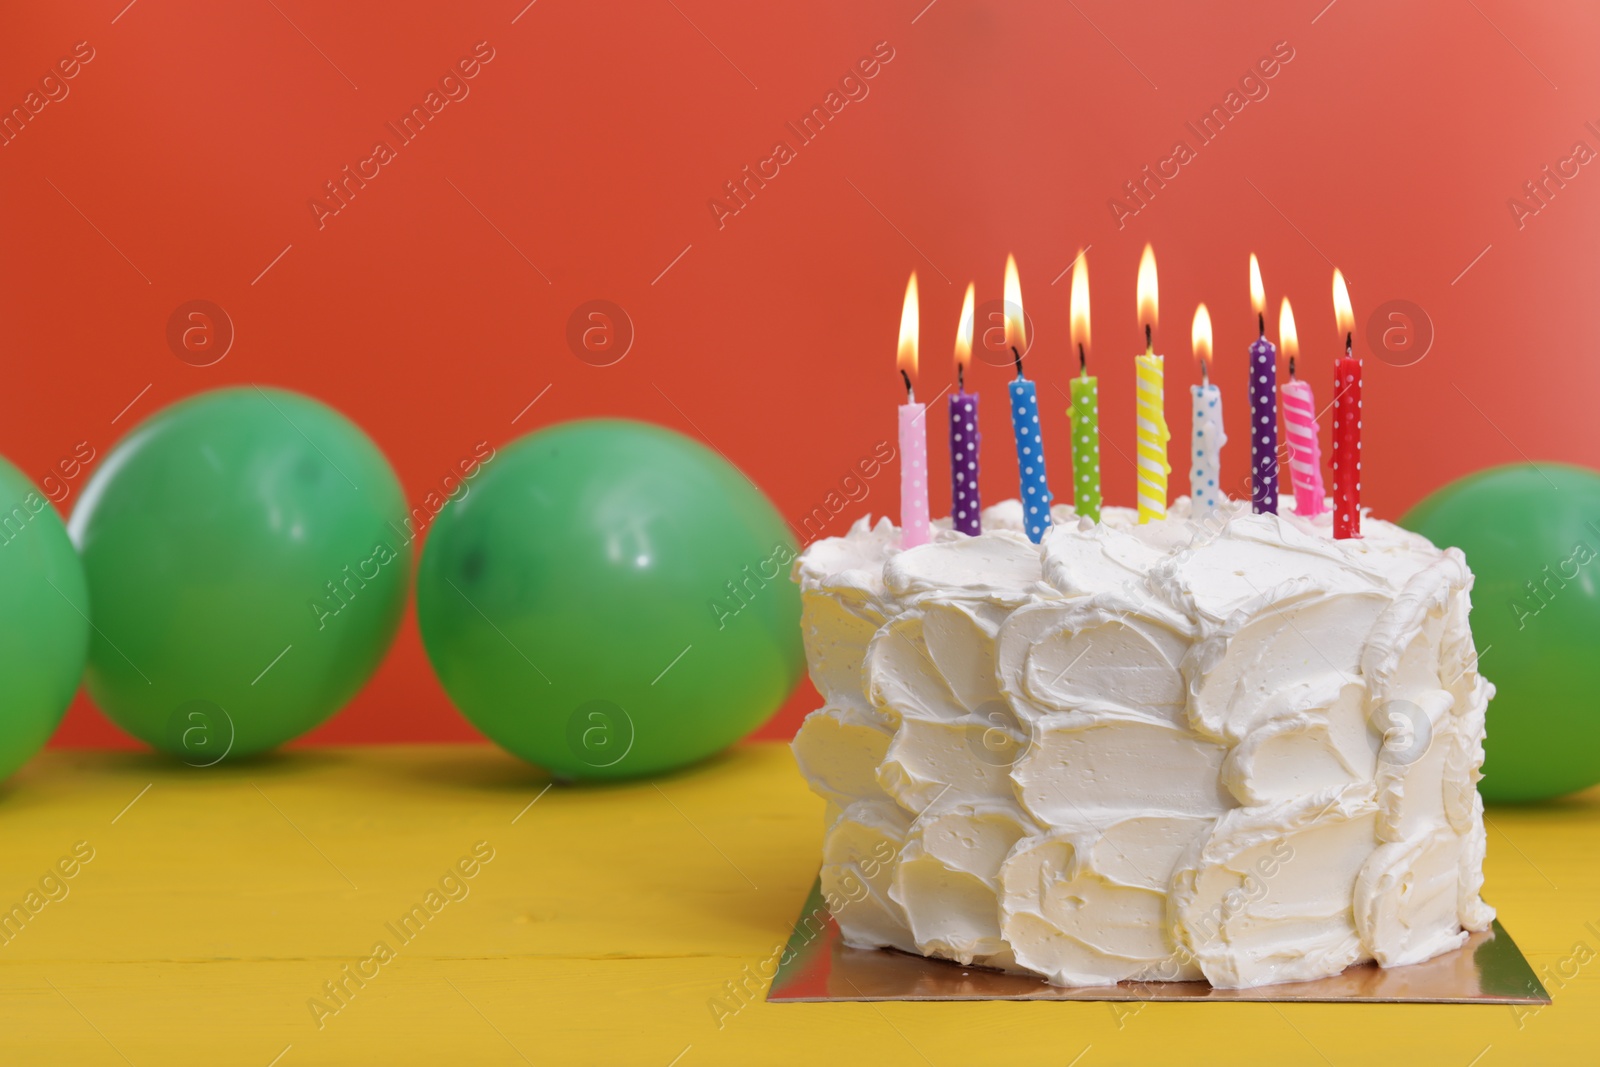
1258, 312, 1265, 338
1201, 357, 1208, 385
1289, 354, 1296, 379
900, 367, 914, 402
1144, 323, 1152, 356
1011, 345, 1024, 379
958, 362, 965, 393
1345, 331, 1354, 358
1078, 342, 1086, 375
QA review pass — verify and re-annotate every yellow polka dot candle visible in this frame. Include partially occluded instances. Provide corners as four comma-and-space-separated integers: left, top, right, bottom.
1134, 244, 1169, 523
1068, 250, 1100, 522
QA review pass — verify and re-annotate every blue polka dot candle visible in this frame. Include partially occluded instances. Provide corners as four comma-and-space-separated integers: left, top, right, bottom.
1003, 254, 1052, 543
1188, 303, 1226, 516
896, 272, 931, 548
1248, 254, 1279, 515
949, 283, 981, 536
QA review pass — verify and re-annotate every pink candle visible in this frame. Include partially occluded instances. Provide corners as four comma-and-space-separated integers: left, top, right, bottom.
900, 402, 930, 547
1279, 298, 1326, 517
896, 273, 930, 547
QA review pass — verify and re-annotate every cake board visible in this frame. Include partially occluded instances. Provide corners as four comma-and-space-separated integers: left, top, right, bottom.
768, 876, 1551, 1005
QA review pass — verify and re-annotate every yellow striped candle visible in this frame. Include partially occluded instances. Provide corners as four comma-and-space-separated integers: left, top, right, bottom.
1135, 352, 1169, 522
1135, 245, 1169, 523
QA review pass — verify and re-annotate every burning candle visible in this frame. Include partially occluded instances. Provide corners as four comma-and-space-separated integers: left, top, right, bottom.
1248, 253, 1279, 515
1004, 254, 1052, 543
1331, 269, 1361, 539
950, 282, 981, 536
896, 272, 931, 548
1189, 303, 1225, 516
1279, 298, 1327, 518
1068, 250, 1101, 522
1135, 244, 1169, 524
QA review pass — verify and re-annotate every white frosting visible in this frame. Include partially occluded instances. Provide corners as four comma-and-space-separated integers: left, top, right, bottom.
792, 497, 1495, 988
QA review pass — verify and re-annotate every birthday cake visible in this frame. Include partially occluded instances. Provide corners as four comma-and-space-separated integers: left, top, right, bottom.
791, 497, 1494, 989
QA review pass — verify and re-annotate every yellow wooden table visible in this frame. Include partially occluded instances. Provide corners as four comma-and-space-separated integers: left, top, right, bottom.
0, 742, 1594, 1066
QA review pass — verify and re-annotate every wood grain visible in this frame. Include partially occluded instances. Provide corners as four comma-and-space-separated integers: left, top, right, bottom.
0, 743, 1594, 1066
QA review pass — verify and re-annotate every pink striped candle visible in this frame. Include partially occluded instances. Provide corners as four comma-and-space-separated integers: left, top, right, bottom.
1282, 378, 1325, 516
1279, 297, 1325, 517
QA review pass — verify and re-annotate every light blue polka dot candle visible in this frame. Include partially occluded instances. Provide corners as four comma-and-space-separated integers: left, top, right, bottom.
1190, 378, 1226, 515
1189, 304, 1226, 516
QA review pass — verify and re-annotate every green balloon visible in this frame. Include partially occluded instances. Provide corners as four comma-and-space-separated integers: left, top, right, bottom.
69, 387, 410, 762
0, 458, 90, 781
418, 419, 803, 780
1401, 463, 1600, 802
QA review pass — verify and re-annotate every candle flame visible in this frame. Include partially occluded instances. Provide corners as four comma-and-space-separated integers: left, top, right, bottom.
1332, 268, 1354, 339
897, 272, 919, 379
1069, 249, 1090, 355
1136, 243, 1158, 340
1249, 253, 1265, 316
954, 282, 974, 371
1279, 296, 1299, 364
1003, 254, 1025, 353
1191, 303, 1212, 367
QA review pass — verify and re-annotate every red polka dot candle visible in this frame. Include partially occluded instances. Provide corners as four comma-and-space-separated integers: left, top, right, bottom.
897, 273, 931, 548
949, 283, 981, 536
1331, 269, 1361, 539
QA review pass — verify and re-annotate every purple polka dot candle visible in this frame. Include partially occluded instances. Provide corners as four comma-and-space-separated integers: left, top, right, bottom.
1248, 254, 1279, 515
950, 392, 980, 536
950, 283, 981, 536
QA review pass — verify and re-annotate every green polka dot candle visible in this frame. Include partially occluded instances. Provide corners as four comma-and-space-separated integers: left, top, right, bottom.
1068, 251, 1101, 522
1069, 362, 1101, 523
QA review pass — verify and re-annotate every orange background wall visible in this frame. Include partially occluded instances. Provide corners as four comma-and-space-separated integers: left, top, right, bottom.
3, 0, 1595, 749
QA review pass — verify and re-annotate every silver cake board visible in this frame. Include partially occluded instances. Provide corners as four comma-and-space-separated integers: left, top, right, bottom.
768, 876, 1550, 1005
